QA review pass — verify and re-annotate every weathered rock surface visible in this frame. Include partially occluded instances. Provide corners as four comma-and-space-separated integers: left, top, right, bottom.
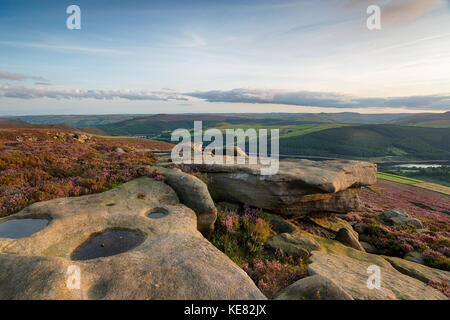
309, 216, 358, 239
275, 275, 354, 300
147, 166, 217, 237
266, 230, 321, 258
384, 256, 450, 284
267, 215, 447, 300
0, 178, 265, 300
308, 251, 447, 300
185, 159, 376, 215
381, 209, 424, 229
404, 251, 425, 265
335, 228, 365, 252
360, 241, 380, 254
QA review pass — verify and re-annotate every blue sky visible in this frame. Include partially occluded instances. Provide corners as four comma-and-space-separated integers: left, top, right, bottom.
0, 0, 449, 115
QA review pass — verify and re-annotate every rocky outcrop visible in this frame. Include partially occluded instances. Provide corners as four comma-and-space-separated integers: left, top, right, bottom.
308, 216, 358, 239
0, 178, 264, 300
266, 215, 448, 300
147, 166, 217, 237
185, 159, 376, 215
266, 230, 321, 258
308, 251, 447, 300
275, 275, 354, 300
383, 256, 450, 284
335, 228, 365, 252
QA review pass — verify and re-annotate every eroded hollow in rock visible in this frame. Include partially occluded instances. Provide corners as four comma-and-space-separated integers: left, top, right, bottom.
147, 207, 168, 219
71, 228, 146, 261
0, 218, 49, 239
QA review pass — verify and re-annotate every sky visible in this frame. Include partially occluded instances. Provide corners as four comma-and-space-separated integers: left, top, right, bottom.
0, 0, 449, 115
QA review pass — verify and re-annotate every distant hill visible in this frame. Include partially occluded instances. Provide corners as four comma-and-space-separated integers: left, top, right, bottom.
279, 124, 450, 160
76, 126, 109, 136
217, 112, 410, 124
0, 118, 27, 124
16, 112, 425, 127
391, 111, 450, 128
98, 114, 251, 138
18, 114, 140, 127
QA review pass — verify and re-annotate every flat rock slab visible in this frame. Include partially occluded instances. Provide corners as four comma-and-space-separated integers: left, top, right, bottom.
187, 159, 376, 193
308, 251, 447, 300
186, 159, 376, 215
0, 178, 265, 300
384, 256, 450, 284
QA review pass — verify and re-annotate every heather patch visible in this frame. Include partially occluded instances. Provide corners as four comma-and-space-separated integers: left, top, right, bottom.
342, 211, 450, 271
361, 180, 450, 234
427, 280, 450, 298
0, 128, 171, 217
210, 204, 308, 298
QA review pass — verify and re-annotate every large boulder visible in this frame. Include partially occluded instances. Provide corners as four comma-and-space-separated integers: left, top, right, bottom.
185, 159, 376, 215
0, 178, 265, 300
335, 228, 365, 252
308, 251, 447, 300
275, 275, 353, 300
381, 209, 424, 229
147, 166, 217, 237
266, 215, 447, 300
383, 256, 450, 284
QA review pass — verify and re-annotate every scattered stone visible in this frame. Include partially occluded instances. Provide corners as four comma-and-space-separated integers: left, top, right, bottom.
335, 228, 365, 252
383, 209, 409, 218
73, 133, 90, 143
275, 275, 353, 300
0, 178, 264, 300
381, 209, 424, 229
114, 147, 126, 153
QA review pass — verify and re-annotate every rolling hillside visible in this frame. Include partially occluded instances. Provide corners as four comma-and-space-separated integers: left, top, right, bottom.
391, 111, 450, 128
279, 124, 450, 160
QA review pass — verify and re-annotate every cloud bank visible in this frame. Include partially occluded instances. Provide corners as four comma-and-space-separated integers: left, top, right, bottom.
186, 88, 450, 110
0, 85, 187, 102
0, 84, 448, 110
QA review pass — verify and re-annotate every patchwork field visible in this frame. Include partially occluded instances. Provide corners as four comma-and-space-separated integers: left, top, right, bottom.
377, 172, 450, 196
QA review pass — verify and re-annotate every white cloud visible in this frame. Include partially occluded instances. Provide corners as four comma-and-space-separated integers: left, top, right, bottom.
0, 41, 132, 56
0, 85, 187, 101
187, 88, 450, 110
0, 71, 49, 83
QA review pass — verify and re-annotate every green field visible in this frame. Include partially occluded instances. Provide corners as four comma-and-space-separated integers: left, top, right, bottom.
376, 172, 423, 184
210, 123, 350, 139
